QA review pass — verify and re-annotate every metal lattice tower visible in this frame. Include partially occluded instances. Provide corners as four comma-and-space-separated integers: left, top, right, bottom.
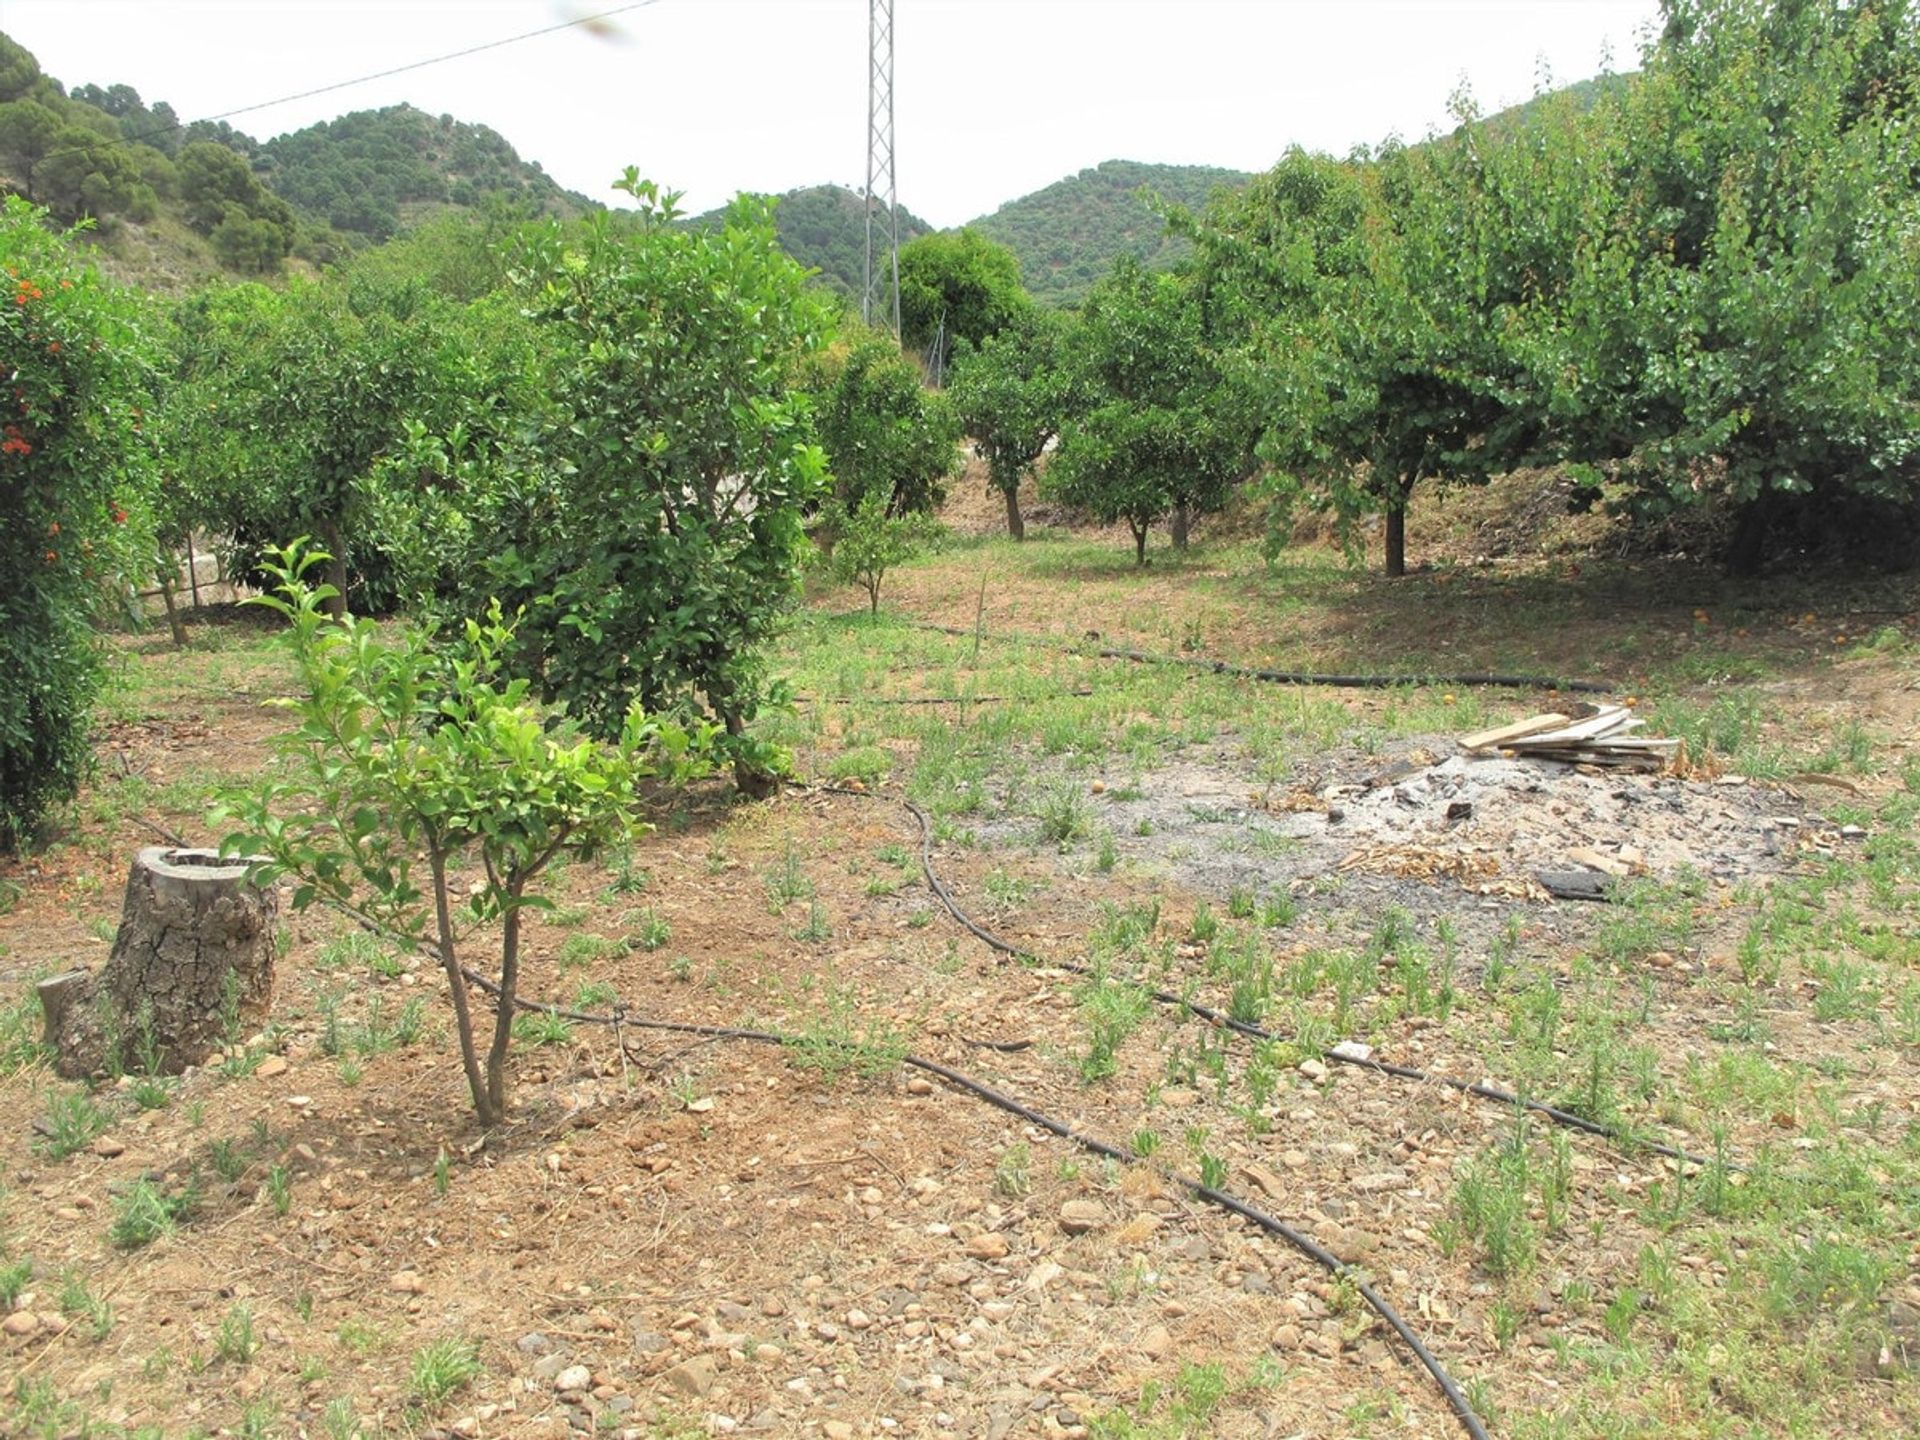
863, 0, 899, 334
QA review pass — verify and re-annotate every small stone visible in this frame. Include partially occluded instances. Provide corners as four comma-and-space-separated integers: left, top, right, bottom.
847, 1308, 872, 1330
965, 1232, 1010, 1261
90, 1137, 125, 1159
2, 1312, 39, 1337
1136, 1325, 1173, 1360
389, 1270, 424, 1294
823, 1423, 855, 1440
255, 1056, 288, 1079
906, 1077, 933, 1096
553, 1364, 592, 1394
663, 1354, 717, 1398
1058, 1200, 1104, 1236
518, 1332, 553, 1355
285, 1094, 313, 1108
1297, 1059, 1328, 1082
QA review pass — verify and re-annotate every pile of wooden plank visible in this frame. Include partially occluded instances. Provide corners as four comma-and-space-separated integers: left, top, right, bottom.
1459, 704, 1679, 770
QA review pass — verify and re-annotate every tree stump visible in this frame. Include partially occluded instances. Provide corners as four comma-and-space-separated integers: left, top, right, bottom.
39, 847, 279, 1078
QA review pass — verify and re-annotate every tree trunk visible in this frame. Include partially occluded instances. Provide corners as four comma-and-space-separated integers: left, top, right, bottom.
158, 571, 189, 649
40, 847, 278, 1078
1384, 502, 1408, 578
185, 531, 203, 610
1725, 494, 1774, 577
1171, 502, 1190, 550
724, 709, 779, 800
428, 845, 497, 1126
1002, 483, 1025, 542
317, 517, 349, 618
483, 883, 525, 1123
1132, 520, 1149, 567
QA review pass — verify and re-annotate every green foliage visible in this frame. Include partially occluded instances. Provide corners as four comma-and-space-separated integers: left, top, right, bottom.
1196, 137, 1520, 576
108, 1176, 195, 1250
690, 185, 934, 301
897, 228, 1030, 357
947, 310, 1073, 539
972, 159, 1251, 309
828, 497, 942, 616
410, 174, 834, 793
408, 1336, 481, 1409
260, 104, 582, 242
1046, 261, 1254, 564
176, 142, 294, 268
220, 542, 709, 1125
810, 331, 961, 515
0, 197, 160, 849
1525, 0, 1920, 568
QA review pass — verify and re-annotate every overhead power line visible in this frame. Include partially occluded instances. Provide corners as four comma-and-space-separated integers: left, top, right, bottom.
34, 1, 661, 164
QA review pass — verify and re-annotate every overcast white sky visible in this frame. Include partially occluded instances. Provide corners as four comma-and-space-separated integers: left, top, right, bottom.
3, 0, 1661, 227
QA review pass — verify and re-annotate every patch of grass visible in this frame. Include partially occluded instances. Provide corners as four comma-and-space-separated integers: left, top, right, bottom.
513, 1010, 574, 1047
764, 844, 816, 913
409, 1336, 481, 1409
1035, 778, 1092, 848
58, 1269, 113, 1340
558, 932, 627, 969
782, 985, 907, 1083
788, 900, 832, 943
35, 1088, 112, 1160
109, 1176, 196, 1250
214, 1303, 258, 1364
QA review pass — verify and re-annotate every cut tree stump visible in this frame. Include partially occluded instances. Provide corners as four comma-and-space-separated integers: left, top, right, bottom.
40, 847, 278, 1078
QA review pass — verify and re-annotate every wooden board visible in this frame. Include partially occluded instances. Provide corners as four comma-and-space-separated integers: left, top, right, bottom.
1458, 713, 1570, 751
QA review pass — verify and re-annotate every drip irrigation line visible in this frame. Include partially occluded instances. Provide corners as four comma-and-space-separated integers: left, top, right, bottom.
451, 967, 1490, 1440
893, 619, 1611, 694
806, 782, 1726, 1175
794, 691, 1094, 707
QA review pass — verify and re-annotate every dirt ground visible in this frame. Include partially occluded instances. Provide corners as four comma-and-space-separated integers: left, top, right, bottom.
2, 494, 1918, 1440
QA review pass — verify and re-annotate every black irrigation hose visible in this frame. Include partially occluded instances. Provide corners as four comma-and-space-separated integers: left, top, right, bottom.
795, 691, 1094, 708
813, 782, 1725, 1175
456, 968, 1492, 1440
903, 620, 1613, 695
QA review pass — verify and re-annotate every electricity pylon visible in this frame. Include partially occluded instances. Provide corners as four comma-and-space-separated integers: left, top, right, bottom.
863, 0, 900, 335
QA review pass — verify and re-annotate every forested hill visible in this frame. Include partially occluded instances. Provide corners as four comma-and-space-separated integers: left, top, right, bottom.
968, 160, 1252, 308
696, 163, 1250, 311
0, 31, 587, 286
689, 184, 934, 300
257, 105, 589, 242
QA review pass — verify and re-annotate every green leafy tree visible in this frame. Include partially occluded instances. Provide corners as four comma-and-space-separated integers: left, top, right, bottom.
897, 228, 1030, 360
1046, 260, 1253, 565
421, 173, 833, 796
224, 544, 709, 1126
238, 278, 451, 612
0, 197, 159, 849
1523, 0, 1920, 569
947, 310, 1072, 540
809, 330, 961, 517
1194, 138, 1524, 577
829, 496, 941, 615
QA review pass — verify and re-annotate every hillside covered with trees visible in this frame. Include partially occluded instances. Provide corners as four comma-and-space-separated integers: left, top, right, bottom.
688, 183, 933, 300
969, 159, 1251, 307
0, 32, 588, 284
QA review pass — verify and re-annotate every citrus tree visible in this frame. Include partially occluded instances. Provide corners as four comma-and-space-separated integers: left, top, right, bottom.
1046, 260, 1254, 565
947, 310, 1073, 541
223, 544, 710, 1127
426, 173, 833, 795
